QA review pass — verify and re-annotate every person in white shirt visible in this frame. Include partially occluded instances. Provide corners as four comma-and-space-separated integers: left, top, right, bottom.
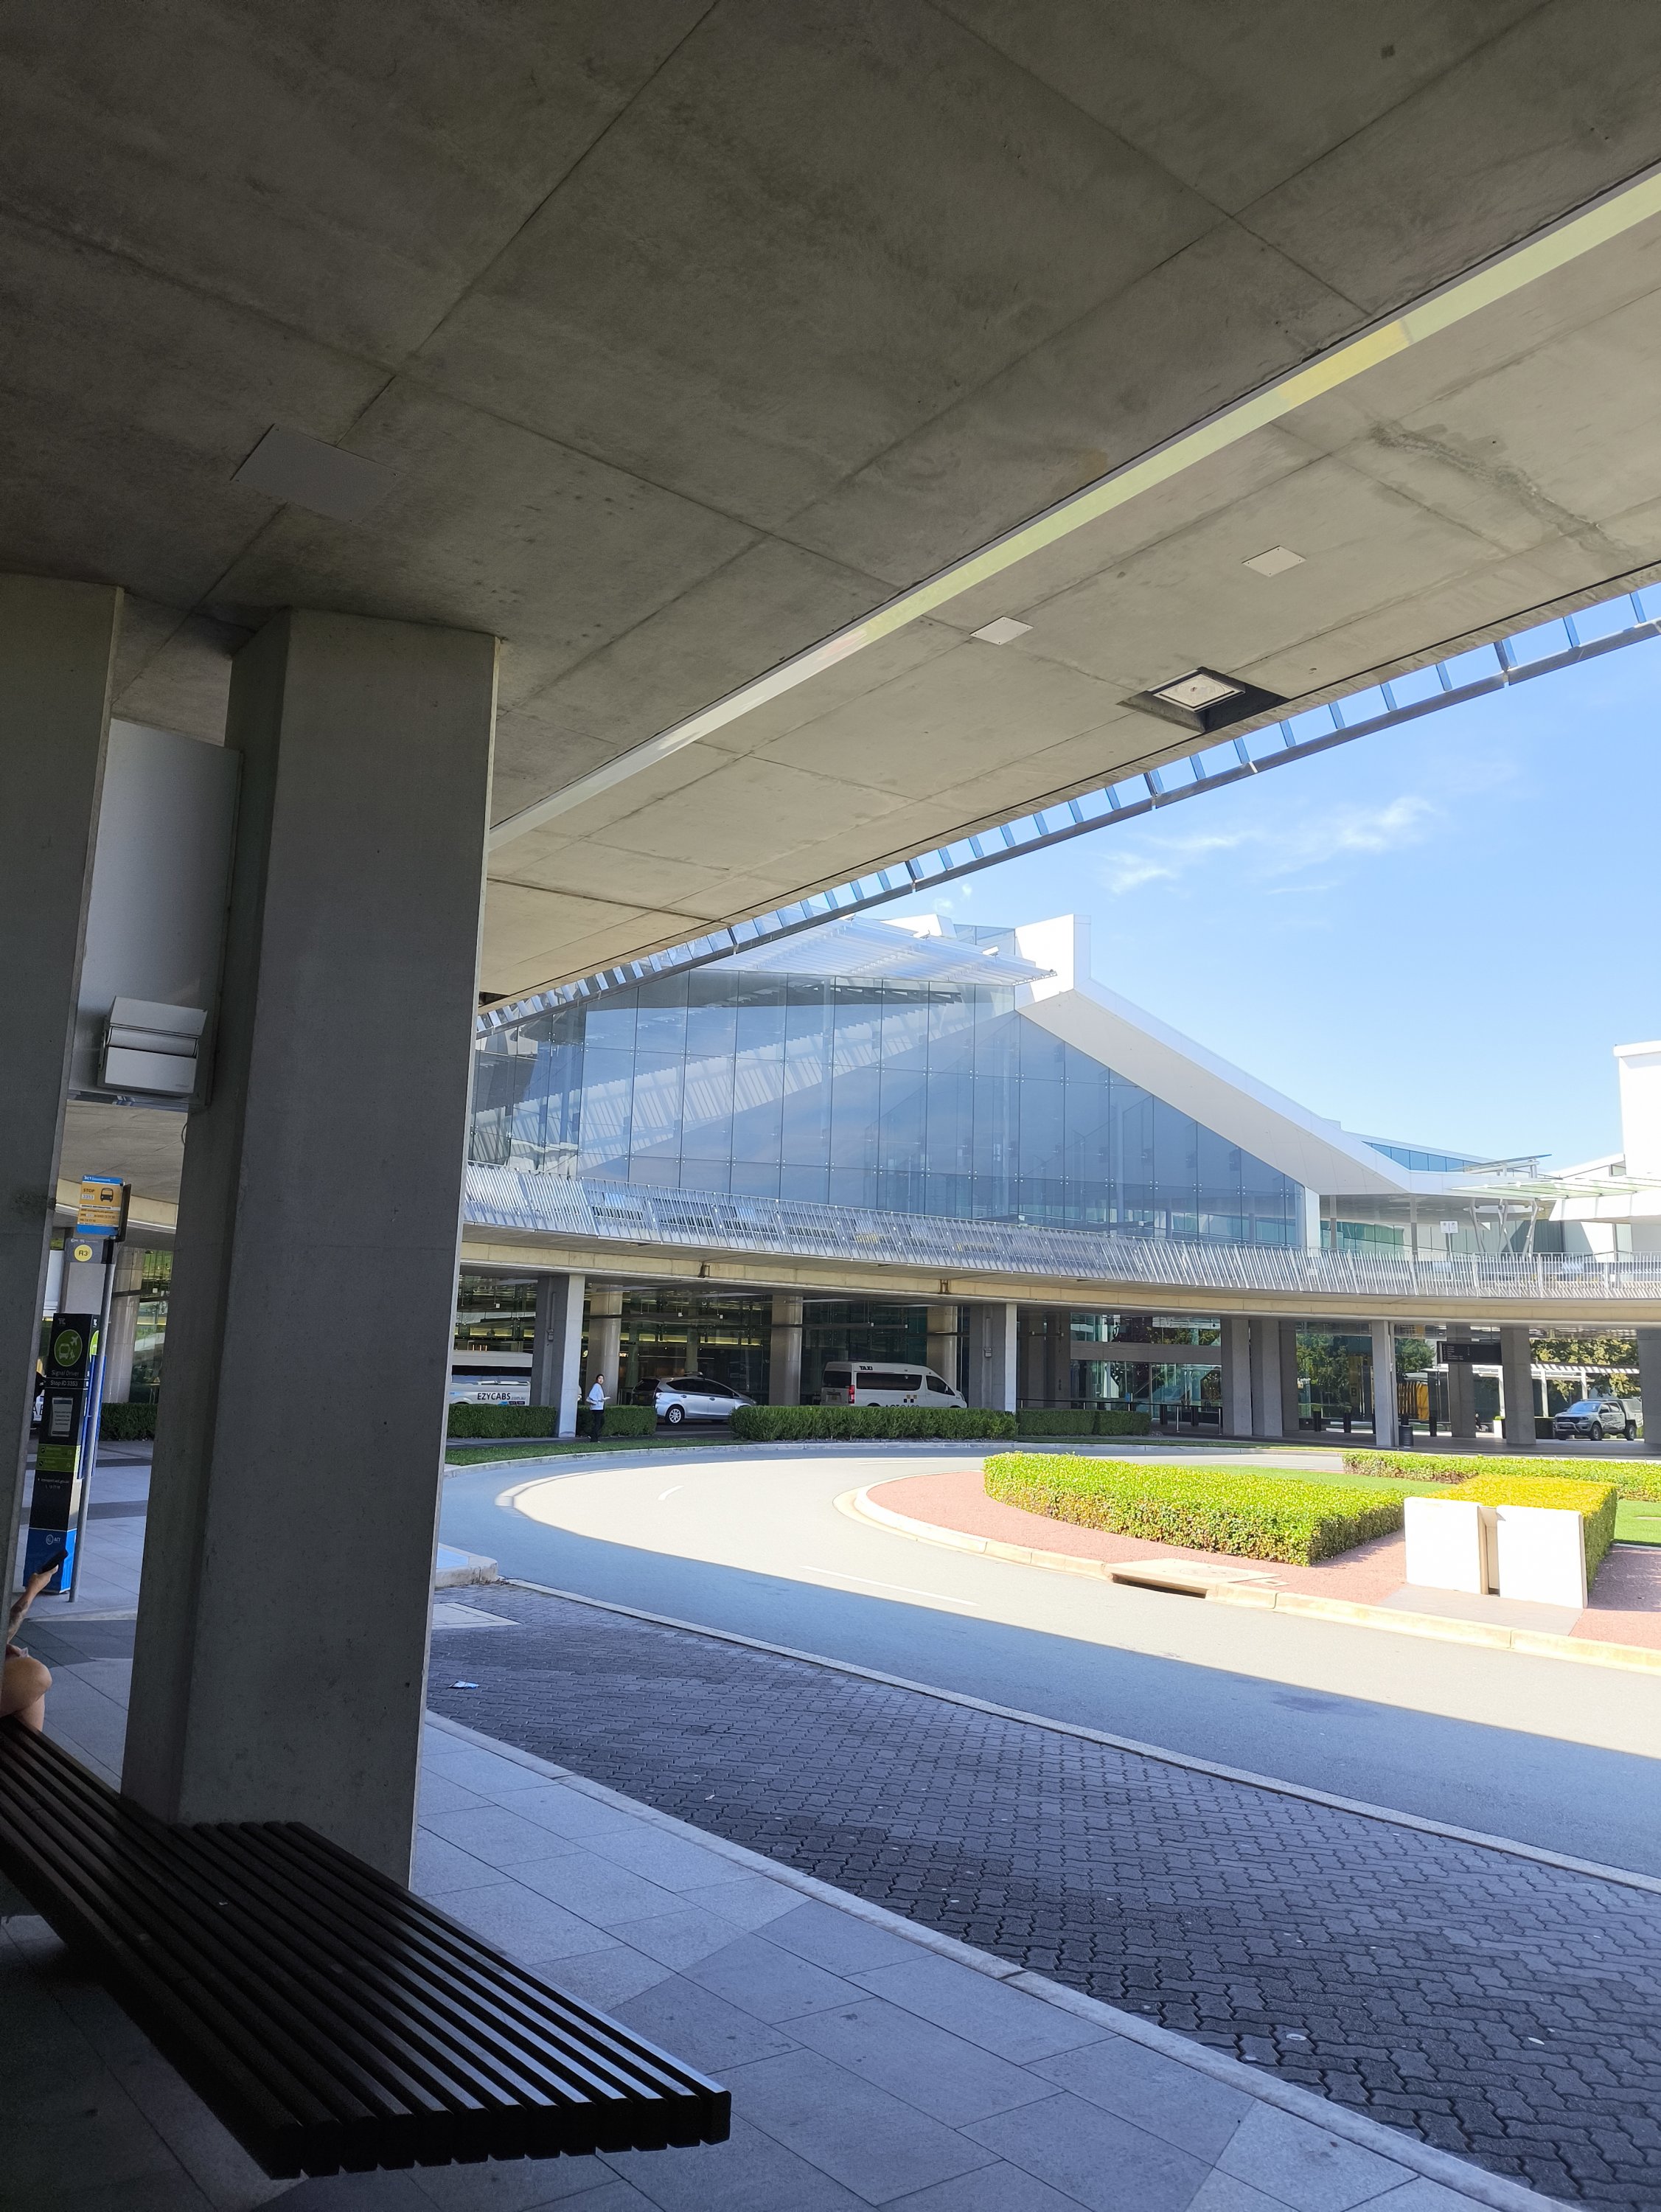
584, 1373, 608, 1443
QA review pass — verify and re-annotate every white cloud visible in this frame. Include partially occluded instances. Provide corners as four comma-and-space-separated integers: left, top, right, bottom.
1095, 788, 1440, 896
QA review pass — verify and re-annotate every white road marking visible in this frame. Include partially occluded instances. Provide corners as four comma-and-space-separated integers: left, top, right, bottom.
658, 1486, 683, 1500
807, 1568, 978, 1609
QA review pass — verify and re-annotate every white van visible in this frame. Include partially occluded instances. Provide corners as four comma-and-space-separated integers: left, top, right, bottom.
820, 1360, 965, 1409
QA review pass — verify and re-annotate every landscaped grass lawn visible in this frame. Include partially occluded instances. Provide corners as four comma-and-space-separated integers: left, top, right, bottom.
1250, 1457, 1660, 1548
444, 1433, 737, 1465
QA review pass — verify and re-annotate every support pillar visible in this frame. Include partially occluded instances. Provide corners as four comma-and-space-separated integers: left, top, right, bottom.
100, 1243, 150, 1405
1249, 1318, 1283, 1439
1445, 1321, 1476, 1440
1278, 1321, 1301, 1436
769, 1294, 803, 1405
1, 577, 123, 1595
1500, 1324, 1536, 1450
532, 1271, 584, 1436
122, 609, 498, 1878
926, 1301, 960, 1392
1636, 1328, 1661, 1452
587, 1285, 622, 1398
1371, 1321, 1399, 1447
969, 1303, 1017, 1411
1220, 1317, 1252, 1437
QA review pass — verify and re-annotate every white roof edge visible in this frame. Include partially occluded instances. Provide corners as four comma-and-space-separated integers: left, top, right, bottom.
1013, 947, 1444, 1197
1615, 1039, 1661, 1057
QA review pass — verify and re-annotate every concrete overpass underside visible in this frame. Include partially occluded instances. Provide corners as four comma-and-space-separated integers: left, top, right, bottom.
12, 5, 1661, 999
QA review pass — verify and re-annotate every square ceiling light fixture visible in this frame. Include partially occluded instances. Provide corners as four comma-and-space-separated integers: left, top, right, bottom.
971, 616, 1032, 644
1124, 664, 1286, 737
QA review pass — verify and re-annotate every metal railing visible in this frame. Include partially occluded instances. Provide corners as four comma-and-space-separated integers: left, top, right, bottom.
464, 1167, 1661, 1307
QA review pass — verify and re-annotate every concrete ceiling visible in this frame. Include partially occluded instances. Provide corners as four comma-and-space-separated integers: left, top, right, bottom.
9, 4, 1661, 997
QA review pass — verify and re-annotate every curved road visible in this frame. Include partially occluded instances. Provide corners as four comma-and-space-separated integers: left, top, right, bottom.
439, 1444, 1661, 1877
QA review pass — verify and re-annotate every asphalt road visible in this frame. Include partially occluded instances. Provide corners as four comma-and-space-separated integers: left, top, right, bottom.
439, 1445, 1661, 1879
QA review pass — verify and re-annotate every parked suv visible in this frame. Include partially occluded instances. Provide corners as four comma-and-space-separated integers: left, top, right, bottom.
819, 1361, 964, 1408
1553, 1397, 1637, 1442
641, 1375, 754, 1427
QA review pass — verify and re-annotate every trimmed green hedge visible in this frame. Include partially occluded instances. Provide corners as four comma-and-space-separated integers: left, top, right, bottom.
447, 1404, 560, 1439
100, 1402, 157, 1441
1448, 1472, 1620, 1584
731, 1405, 1017, 1442
1017, 1408, 1153, 1438
1345, 1447, 1661, 1504
592, 1404, 655, 1439
984, 1453, 1404, 1565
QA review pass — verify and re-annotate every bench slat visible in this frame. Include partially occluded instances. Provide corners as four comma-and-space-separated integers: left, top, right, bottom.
0, 1721, 730, 2177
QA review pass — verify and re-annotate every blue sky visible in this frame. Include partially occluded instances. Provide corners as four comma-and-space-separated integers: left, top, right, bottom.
885, 636, 1661, 1170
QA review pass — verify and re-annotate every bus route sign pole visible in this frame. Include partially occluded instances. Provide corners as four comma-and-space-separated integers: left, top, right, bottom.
24, 1175, 128, 1602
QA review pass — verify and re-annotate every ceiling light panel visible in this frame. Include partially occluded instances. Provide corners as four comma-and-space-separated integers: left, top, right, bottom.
1244, 544, 1304, 577
971, 616, 1032, 644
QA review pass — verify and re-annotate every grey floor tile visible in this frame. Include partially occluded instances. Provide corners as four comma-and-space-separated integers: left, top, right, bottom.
613, 1973, 800, 2073
599, 1827, 742, 1893
677, 1872, 801, 1932
604, 2115, 868, 2210
1185, 2178, 1296, 2212
1367, 2184, 1491, 2211
418, 1742, 549, 1795
965, 2090, 1211, 2212
1216, 2107, 1412, 2212
278, 2174, 433, 2208
789, 1997, 1056, 2126
32, 2174, 217, 2212
727, 2046, 997, 2204
611, 1905, 751, 1972
422, 1804, 585, 1869
419, 1773, 490, 1817
447, 1880, 608, 1963
411, 2152, 622, 2205
414, 1832, 510, 1896
887, 2164, 1100, 2211
762, 1899, 924, 1976
852, 1957, 1104, 2065
515, 1851, 683, 1926
532, 1943, 672, 2012
498, 1785, 646, 1840
683, 1932, 859, 2024
1031, 2036, 1252, 2160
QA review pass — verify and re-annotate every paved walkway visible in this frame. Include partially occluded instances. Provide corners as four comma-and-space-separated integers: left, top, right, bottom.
1, 1613, 1535, 2212
424, 1583, 1661, 2208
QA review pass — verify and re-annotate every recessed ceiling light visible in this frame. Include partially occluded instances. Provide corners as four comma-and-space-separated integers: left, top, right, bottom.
1150, 669, 1244, 712
1124, 666, 1286, 735
971, 616, 1032, 645
231, 425, 396, 523
1244, 544, 1304, 577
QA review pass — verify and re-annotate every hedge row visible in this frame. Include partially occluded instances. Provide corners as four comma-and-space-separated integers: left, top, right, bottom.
446, 1403, 657, 1440
731, 1405, 1018, 1441
1446, 1473, 1620, 1583
984, 1453, 1404, 1565
99, 1402, 157, 1441
1345, 1447, 1661, 1504
1016, 1408, 1152, 1438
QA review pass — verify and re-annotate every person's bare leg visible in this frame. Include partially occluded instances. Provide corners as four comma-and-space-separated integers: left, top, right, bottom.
1, 1651, 51, 1731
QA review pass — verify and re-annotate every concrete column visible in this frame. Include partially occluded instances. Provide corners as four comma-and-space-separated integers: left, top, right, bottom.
122, 609, 497, 1879
769, 1293, 803, 1405
1445, 1321, 1476, 1439
100, 1243, 150, 1404
926, 1301, 960, 1391
1, 577, 123, 1594
1249, 1318, 1283, 1439
587, 1285, 623, 1398
532, 1270, 584, 1436
1637, 1327, 1661, 1451
968, 1302, 1017, 1411
1500, 1324, 1536, 1450
1278, 1321, 1301, 1436
1220, 1317, 1252, 1437
1370, 1321, 1399, 1447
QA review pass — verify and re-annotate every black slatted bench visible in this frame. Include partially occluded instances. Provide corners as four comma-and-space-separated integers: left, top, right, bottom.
0, 1719, 729, 2177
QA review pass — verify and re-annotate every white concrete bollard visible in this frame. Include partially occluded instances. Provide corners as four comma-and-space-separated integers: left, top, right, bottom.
1494, 1506, 1587, 1610
1404, 1498, 1494, 1593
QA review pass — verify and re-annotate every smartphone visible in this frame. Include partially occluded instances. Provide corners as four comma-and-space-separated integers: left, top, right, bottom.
33, 1543, 69, 1579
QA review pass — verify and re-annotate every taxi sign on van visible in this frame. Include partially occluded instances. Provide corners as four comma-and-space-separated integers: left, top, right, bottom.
76, 1175, 130, 1240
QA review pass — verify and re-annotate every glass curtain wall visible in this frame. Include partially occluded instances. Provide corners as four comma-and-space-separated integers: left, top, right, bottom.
473, 969, 1299, 1245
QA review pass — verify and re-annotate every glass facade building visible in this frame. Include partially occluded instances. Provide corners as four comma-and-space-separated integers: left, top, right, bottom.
472, 960, 1300, 1245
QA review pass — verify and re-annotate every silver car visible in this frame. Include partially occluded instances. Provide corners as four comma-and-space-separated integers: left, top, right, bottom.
648, 1375, 754, 1427
1552, 1397, 1636, 1441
